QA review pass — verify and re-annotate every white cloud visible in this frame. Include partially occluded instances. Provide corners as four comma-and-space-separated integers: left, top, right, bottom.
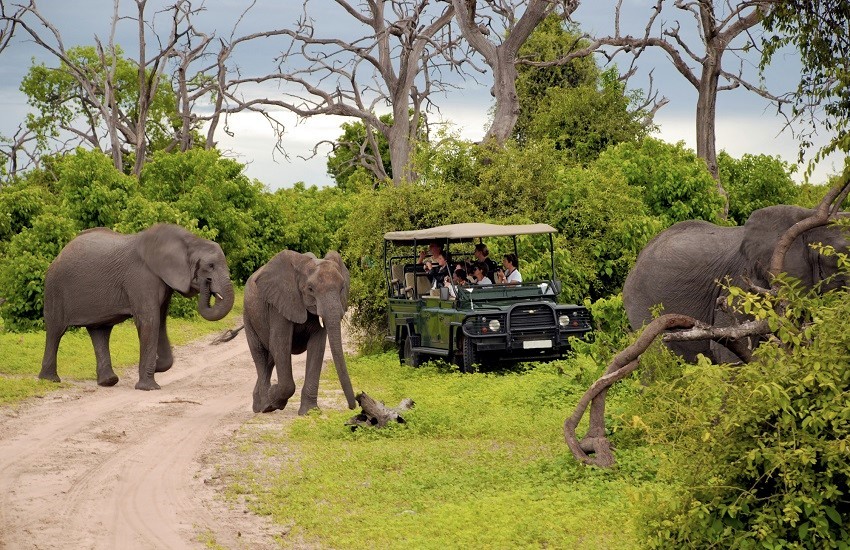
653, 111, 844, 183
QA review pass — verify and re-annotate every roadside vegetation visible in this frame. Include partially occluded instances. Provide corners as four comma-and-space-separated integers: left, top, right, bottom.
2, 3, 849, 546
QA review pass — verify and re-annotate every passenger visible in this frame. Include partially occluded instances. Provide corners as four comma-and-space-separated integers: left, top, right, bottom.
473, 243, 499, 276
418, 242, 444, 265
445, 268, 469, 298
496, 253, 522, 285
471, 262, 493, 285
425, 252, 450, 289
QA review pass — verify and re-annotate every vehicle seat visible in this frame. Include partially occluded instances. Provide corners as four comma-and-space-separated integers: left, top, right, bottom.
391, 264, 405, 297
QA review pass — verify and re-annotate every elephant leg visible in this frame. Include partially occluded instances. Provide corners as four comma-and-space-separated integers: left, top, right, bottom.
245, 323, 275, 413
298, 328, 327, 415
87, 326, 119, 386
267, 322, 296, 412
134, 317, 161, 391
39, 320, 66, 383
155, 301, 174, 373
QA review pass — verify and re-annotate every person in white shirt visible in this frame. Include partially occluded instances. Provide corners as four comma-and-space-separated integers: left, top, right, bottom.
472, 263, 493, 285
496, 253, 522, 285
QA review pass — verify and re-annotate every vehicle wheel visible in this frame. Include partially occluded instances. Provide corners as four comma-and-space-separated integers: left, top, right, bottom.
461, 336, 477, 373
403, 336, 421, 368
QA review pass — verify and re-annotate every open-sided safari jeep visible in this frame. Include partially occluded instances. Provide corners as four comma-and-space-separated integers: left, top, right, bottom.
383, 223, 592, 372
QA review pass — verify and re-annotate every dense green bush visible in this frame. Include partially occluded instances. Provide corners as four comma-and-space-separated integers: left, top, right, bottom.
547, 164, 663, 300
718, 151, 798, 225
596, 138, 725, 224
0, 212, 77, 330
632, 260, 850, 546
54, 148, 137, 229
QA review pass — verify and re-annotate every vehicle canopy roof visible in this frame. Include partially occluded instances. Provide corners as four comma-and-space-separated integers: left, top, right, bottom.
383, 222, 557, 246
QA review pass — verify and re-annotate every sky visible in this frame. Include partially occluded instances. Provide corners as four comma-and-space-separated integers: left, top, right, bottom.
0, 0, 843, 191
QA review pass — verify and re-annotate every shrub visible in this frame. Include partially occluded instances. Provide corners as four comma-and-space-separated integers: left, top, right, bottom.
639, 262, 850, 546
0, 212, 77, 331
595, 138, 724, 224
718, 151, 798, 225
53, 148, 137, 229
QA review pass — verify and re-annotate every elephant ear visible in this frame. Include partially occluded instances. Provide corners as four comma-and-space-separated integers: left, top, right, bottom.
325, 250, 350, 308
255, 250, 311, 324
139, 224, 193, 294
740, 205, 813, 283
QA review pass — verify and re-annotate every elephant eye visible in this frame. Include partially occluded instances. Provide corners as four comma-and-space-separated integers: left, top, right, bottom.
208, 262, 214, 268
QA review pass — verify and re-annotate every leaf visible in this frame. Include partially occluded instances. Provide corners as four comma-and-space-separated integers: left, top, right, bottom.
824, 506, 842, 524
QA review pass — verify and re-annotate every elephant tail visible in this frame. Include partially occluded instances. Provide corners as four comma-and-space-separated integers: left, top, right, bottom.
212, 324, 245, 345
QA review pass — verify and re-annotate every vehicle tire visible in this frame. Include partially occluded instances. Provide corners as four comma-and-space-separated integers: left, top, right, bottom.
461, 336, 477, 373
403, 335, 421, 368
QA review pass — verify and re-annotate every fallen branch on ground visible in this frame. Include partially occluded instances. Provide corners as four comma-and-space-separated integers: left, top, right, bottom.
346, 392, 414, 430
212, 325, 244, 344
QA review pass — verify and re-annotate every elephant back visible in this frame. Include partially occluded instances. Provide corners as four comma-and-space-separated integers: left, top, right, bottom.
623, 219, 742, 330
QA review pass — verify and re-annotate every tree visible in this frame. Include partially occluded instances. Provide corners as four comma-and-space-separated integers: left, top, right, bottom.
761, 0, 850, 171
584, 0, 787, 219
259, 0, 460, 186
0, 0, 290, 177
451, 0, 579, 145
326, 115, 393, 190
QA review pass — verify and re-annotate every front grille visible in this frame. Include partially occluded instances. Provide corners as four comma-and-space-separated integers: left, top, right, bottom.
509, 304, 556, 331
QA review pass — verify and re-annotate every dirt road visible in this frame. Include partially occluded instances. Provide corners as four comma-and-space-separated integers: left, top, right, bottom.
0, 323, 346, 549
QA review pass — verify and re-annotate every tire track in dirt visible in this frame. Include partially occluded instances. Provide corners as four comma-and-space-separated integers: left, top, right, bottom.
0, 324, 341, 549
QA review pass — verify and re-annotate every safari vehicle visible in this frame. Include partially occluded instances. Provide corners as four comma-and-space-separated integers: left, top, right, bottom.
383, 223, 592, 372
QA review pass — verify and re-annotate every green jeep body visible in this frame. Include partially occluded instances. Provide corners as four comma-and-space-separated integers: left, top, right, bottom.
384, 223, 592, 372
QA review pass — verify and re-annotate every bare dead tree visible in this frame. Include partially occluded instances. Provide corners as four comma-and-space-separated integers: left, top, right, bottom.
0, 124, 38, 180
451, 0, 580, 145
565, 173, 850, 468
575, 0, 792, 220
0, 0, 292, 177
235, 0, 464, 187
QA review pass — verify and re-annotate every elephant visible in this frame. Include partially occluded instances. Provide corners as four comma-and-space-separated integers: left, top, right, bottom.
623, 205, 848, 363
40, 224, 235, 390
243, 249, 357, 415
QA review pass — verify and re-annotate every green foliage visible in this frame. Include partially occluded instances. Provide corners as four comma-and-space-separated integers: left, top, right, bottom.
139, 149, 265, 282
718, 151, 798, 225
762, 1, 850, 162
326, 115, 393, 189
54, 148, 138, 229
21, 46, 180, 158
596, 138, 725, 224
0, 180, 51, 248
224, 353, 668, 548
638, 257, 850, 547
547, 164, 663, 300
514, 16, 646, 165
0, 212, 77, 331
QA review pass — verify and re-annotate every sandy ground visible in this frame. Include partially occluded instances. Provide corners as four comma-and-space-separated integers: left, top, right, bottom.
0, 320, 352, 549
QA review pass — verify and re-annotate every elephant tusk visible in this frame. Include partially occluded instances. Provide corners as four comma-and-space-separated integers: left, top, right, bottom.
319, 316, 325, 329
214, 292, 223, 300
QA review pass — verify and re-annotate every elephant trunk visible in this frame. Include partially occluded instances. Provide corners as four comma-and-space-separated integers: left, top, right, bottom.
326, 320, 356, 409
198, 275, 234, 321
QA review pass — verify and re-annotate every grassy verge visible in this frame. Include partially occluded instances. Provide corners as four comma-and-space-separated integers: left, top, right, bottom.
224, 353, 672, 548
0, 288, 244, 405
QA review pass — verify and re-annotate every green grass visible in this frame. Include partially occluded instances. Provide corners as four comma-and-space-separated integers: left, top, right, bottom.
0, 288, 244, 404
225, 353, 672, 548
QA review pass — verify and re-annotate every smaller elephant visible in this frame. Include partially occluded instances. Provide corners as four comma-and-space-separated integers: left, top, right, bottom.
623, 205, 848, 362
40, 224, 235, 389
243, 250, 357, 415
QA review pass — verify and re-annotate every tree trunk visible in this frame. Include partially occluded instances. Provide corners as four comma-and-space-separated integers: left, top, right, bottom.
484, 49, 520, 145
696, 54, 729, 220
346, 392, 414, 429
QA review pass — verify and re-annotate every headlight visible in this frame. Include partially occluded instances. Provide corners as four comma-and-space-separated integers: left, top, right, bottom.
488, 319, 501, 332
558, 314, 570, 328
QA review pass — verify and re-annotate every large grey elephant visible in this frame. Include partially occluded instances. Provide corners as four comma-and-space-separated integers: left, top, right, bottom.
243, 250, 357, 415
40, 224, 235, 389
623, 205, 848, 362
